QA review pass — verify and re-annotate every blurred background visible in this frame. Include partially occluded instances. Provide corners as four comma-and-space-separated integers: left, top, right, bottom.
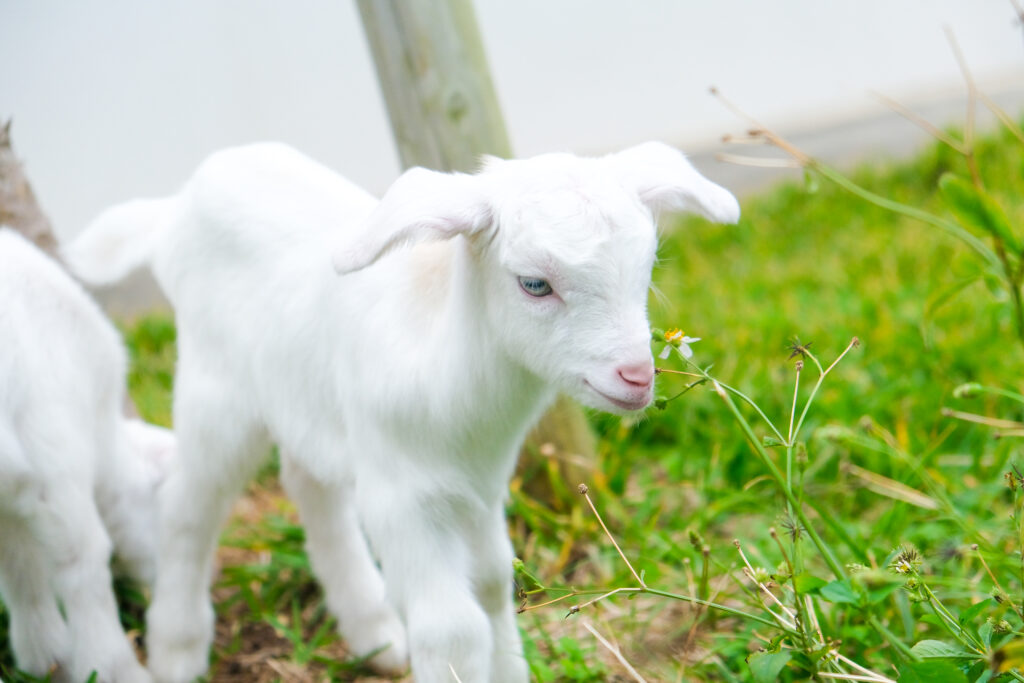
2, 1, 1022, 242
4, 3, 1024, 680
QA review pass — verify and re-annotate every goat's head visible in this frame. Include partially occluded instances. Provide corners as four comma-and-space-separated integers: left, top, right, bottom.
333, 142, 739, 414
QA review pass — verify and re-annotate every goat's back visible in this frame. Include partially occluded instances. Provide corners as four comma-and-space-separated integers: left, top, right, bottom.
0, 229, 125, 483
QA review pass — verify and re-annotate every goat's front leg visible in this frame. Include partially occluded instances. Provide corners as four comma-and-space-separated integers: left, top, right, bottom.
146, 379, 268, 683
279, 455, 408, 674
364, 491, 493, 683
473, 505, 529, 683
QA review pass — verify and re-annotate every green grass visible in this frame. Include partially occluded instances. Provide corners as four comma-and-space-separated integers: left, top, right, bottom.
3, 120, 1024, 681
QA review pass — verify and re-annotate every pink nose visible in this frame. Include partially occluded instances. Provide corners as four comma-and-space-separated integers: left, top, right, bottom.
617, 361, 655, 387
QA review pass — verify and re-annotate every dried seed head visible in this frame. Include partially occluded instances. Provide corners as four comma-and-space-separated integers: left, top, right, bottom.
577, 483, 589, 495
779, 513, 805, 542
989, 617, 1012, 634
888, 546, 922, 575
787, 337, 813, 360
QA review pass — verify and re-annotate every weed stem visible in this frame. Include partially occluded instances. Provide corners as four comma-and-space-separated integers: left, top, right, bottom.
712, 380, 846, 579
579, 485, 646, 589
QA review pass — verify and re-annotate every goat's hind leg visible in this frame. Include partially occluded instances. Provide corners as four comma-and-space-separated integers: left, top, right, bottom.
0, 428, 70, 678
36, 479, 152, 683
280, 455, 408, 674
0, 516, 70, 679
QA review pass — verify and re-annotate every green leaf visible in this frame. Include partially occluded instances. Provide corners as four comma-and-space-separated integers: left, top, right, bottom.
957, 598, 994, 625
747, 650, 791, 683
978, 621, 994, 650
817, 578, 860, 605
793, 573, 827, 593
910, 639, 982, 660
939, 173, 1021, 254
896, 660, 969, 683
866, 580, 905, 604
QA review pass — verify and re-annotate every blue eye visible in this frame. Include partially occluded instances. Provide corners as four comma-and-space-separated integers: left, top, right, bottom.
518, 276, 553, 297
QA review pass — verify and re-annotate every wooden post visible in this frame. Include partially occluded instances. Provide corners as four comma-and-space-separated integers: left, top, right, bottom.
357, 0, 597, 485
0, 120, 59, 259
355, 0, 511, 171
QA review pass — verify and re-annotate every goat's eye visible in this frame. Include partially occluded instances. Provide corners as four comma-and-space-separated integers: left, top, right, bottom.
518, 276, 553, 297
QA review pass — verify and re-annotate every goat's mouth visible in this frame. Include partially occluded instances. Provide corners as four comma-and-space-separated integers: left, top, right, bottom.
582, 379, 651, 413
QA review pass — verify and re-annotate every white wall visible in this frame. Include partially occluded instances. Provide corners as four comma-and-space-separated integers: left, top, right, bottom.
1, 1, 1021, 239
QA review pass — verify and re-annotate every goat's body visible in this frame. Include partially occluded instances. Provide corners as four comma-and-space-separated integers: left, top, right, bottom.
0, 230, 170, 683
67, 141, 738, 682
123, 145, 551, 680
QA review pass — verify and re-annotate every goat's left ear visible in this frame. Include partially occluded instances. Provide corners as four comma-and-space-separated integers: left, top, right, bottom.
609, 142, 740, 224
332, 167, 492, 274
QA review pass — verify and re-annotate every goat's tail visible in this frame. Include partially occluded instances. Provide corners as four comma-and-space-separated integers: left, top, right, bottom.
62, 196, 177, 287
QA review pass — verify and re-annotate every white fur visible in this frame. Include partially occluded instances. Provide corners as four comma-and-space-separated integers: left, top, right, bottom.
0, 229, 175, 683
64, 141, 738, 682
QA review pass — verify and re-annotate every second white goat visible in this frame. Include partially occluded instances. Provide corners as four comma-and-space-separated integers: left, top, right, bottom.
65, 141, 739, 682
0, 228, 175, 683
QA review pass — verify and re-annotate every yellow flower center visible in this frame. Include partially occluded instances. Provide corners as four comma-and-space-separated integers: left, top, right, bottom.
665, 328, 685, 343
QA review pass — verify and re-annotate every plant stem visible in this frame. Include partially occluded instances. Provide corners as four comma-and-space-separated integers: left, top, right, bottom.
792, 339, 859, 439
531, 584, 796, 635
868, 615, 919, 662
811, 163, 1002, 273
704, 377, 787, 443
711, 379, 846, 580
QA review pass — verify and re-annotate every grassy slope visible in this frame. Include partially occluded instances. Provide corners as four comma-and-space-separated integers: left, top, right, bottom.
2, 123, 1024, 681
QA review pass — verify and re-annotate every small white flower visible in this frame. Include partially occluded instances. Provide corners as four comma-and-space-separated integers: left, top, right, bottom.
660, 328, 701, 360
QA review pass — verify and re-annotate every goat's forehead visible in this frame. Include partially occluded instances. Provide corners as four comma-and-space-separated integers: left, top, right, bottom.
493, 200, 656, 292
491, 178, 654, 249
483, 155, 657, 285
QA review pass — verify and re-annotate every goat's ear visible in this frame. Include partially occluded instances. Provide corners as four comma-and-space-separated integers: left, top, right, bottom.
332, 167, 492, 274
609, 142, 740, 224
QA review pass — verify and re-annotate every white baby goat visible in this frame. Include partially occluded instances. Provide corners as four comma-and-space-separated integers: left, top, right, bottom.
65, 141, 738, 682
0, 229, 175, 683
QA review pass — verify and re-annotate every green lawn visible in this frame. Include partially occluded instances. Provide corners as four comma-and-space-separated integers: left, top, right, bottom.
3, 119, 1024, 681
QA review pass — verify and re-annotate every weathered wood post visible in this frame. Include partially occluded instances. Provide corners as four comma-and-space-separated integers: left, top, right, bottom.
357, 0, 597, 486
0, 120, 59, 258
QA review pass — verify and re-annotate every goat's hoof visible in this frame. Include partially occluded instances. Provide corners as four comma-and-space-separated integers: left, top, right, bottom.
110, 659, 154, 683
147, 642, 209, 683
348, 612, 409, 675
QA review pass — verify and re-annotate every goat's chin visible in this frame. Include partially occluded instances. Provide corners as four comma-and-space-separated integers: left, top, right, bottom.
580, 380, 652, 415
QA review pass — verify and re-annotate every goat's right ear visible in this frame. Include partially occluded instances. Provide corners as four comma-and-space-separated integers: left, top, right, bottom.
332, 167, 492, 275
609, 142, 740, 224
